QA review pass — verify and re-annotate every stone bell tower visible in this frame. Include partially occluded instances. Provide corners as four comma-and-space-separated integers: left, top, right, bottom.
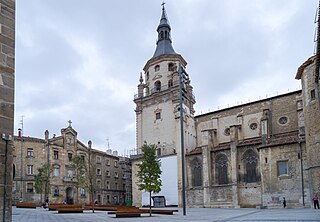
132, 4, 196, 207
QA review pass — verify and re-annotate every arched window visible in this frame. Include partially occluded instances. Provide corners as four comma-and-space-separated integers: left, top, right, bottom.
160, 31, 164, 39
192, 157, 202, 187
243, 150, 257, 183
215, 154, 228, 185
165, 31, 168, 39
168, 63, 174, 71
155, 81, 161, 91
155, 65, 160, 72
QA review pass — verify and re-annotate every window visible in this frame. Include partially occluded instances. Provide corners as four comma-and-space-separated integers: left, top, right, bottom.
27, 148, 33, 157
107, 195, 110, 203
114, 161, 118, 167
277, 161, 288, 176
97, 180, 101, 188
53, 166, 60, 177
311, 89, 316, 100
106, 181, 110, 189
115, 182, 118, 190
96, 168, 101, 175
96, 156, 101, 163
106, 159, 110, 166
27, 165, 33, 175
156, 112, 161, 120
168, 63, 174, 71
53, 187, 59, 196
26, 183, 33, 193
53, 150, 59, 160
249, 123, 258, 130
216, 154, 228, 185
154, 80, 161, 91
278, 116, 288, 125
68, 153, 72, 161
155, 65, 160, 72
168, 79, 173, 87
123, 184, 126, 191
67, 169, 73, 178
243, 150, 257, 183
115, 172, 119, 178
224, 128, 230, 136
80, 188, 86, 197
81, 155, 85, 161
192, 157, 202, 187
157, 148, 161, 156
106, 170, 110, 177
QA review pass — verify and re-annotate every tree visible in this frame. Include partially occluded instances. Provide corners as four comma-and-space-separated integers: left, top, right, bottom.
137, 142, 162, 216
71, 155, 87, 204
34, 163, 51, 205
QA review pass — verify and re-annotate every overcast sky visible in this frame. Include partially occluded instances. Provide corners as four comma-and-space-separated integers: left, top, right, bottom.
15, 0, 317, 155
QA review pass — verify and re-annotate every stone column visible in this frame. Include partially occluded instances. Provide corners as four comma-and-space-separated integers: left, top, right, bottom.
230, 125, 239, 207
0, 1, 15, 221
201, 130, 212, 207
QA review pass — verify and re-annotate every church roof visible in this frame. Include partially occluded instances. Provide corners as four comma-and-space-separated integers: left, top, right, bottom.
152, 4, 177, 58
295, 55, 315, 80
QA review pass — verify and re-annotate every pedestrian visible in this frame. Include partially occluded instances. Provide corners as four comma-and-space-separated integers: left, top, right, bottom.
282, 197, 287, 208
313, 194, 319, 209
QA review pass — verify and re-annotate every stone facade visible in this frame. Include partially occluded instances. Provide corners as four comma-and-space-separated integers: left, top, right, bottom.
187, 91, 309, 208
132, 5, 319, 209
295, 56, 320, 203
0, 0, 15, 221
12, 124, 132, 206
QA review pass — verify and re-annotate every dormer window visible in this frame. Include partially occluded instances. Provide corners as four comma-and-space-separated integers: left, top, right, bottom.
155, 81, 161, 91
155, 65, 160, 72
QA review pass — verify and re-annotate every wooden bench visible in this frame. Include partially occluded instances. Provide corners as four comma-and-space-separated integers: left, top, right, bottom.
115, 206, 141, 218
57, 208, 83, 213
16, 202, 37, 208
139, 208, 178, 215
84, 205, 117, 211
49, 204, 82, 211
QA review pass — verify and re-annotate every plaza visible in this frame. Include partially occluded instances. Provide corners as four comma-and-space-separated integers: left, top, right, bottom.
12, 207, 320, 222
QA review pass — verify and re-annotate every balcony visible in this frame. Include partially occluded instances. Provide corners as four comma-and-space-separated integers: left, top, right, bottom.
63, 176, 77, 182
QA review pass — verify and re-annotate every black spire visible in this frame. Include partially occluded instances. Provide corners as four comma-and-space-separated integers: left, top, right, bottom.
152, 3, 177, 58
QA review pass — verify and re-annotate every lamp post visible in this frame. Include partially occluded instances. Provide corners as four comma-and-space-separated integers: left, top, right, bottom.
2, 133, 12, 222
88, 140, 94, 213
178, 63, 188, 216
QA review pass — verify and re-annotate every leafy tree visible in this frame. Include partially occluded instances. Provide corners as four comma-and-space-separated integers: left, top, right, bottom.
34, 163, 51, 204
71, 155, 87, 204
137, 142, 162, 216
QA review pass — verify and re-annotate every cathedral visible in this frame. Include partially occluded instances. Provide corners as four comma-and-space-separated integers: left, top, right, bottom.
132, 5, 320, 208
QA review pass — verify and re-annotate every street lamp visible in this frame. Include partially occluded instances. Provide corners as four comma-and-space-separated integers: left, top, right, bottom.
178, 63, 188, 216
88, 140, 94, 213
2, 133, 12, 222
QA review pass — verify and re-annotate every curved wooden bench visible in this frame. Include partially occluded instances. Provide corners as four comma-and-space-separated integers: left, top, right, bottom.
115, 206, 141, 218
16, 202, 37, 208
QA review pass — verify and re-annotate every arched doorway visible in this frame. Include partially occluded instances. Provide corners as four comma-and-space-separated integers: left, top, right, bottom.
66, 187, 74, 204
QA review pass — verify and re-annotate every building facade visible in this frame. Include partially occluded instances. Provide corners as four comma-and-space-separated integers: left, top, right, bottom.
12, 123, 132, 206
132, 5, 319, 208
0, 0, 15, 221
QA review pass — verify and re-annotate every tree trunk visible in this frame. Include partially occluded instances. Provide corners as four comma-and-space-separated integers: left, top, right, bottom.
149, 191, 152, 217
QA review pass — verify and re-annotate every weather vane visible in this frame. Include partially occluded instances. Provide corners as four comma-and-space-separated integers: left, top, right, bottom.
161, 1, 165, 8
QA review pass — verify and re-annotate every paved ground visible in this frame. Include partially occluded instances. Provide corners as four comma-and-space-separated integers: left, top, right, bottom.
12, 207, 320, 222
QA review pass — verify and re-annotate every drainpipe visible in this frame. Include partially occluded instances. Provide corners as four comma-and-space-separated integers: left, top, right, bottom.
299, 141, 305, 206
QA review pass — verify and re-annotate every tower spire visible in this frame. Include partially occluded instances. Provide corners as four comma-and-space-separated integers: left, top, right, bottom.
152, 3, 177, 58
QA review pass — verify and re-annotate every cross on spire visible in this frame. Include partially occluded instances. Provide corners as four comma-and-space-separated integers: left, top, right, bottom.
161, 1, 165, 8
68, 120, 72, 127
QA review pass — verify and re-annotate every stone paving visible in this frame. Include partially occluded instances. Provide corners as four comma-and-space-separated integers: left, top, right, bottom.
12, 207, 320, 222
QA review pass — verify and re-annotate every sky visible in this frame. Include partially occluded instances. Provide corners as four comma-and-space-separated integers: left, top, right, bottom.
15, 0, 317, 155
